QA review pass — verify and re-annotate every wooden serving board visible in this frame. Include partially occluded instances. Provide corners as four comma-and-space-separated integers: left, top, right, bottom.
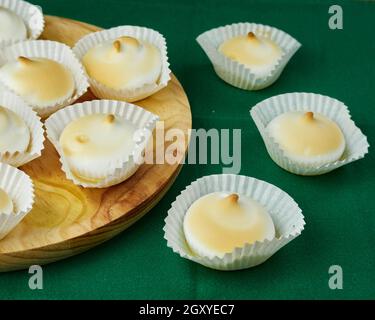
0, 16, 192, 272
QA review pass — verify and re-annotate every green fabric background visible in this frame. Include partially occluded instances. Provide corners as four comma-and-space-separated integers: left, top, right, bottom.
1, 0, 374, 300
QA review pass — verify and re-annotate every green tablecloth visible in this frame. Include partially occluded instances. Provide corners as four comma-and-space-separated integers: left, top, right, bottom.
1, 0, 374, 300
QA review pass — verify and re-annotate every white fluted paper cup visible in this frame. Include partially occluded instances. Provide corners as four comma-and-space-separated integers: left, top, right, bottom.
197, 22, 301, 90
73, 26, 171, 102
45, 99, 159, 188
0, 0, 44, 48
0, 163, 34, 240
250, 92, 370, 175
0, 90, 45, 167
0, 40, 89, 118
164, 174, 305, 271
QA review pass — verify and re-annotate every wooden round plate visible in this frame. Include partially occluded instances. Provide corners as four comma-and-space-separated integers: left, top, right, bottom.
0, 16, 192, 272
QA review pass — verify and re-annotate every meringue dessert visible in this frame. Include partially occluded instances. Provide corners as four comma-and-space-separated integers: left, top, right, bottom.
82, 36, 162, 91
59, 113, 137, 182
0, 106, 30, 154
219, 32, 283, 77
0, 187, 13, 215
183, 192, 275, 258
0, 56, 75, 110
267, 111, 346, 165
0, 7, 27, 42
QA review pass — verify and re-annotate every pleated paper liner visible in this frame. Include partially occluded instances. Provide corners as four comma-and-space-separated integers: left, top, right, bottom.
0, 40, 89, 118
73, 26, 171, 102
0, 90, 45, 167
45, 99, 159, 188
0, 0, 44, 48
0, 163, 34, 241
250, 92, 370, 176
197, 22, 301, 90
164, 174, 305, 271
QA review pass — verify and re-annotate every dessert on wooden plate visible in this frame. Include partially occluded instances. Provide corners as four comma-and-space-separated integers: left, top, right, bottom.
0, 162, 34, 241
59, 113, 138, 182
250, 92, 369, 175
73, 26, 171, 102
45, 99, 159, 188
0, 90, 44, 167
0, 56, 75, 109
0, 0, 44, 47
164, 174, 305, 271
197, 22, 301, 90
0, 40, 89, 118
0, 6, 27, 42
0, 105, 31, 154
82, 36, 163, 91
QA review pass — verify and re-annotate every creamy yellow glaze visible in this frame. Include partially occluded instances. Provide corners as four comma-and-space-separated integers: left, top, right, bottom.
183, 192, 275, 258
267, 111, 345, 157
0, 57, 75, 107
0, 7, 27, 42
82, 36, 162, 90
219, 32, 282, 74
0, 188, 13, 215
60, 113, 137, 180
0, 105, 30, 153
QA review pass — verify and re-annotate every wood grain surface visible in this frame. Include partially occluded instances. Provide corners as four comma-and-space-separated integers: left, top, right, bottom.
0, 16, 192, 272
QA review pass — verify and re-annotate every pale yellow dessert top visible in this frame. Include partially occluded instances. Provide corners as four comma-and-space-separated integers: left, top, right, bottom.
82, 36, 162, 90
0, 7, 27, 42
219, 32, 282, 70
0, 188, 13, 215
0, 57, 75, 105
268, 111, 345, 156
0, 105, 30, 154
60, 113, 136, 158
184, 193, 275, 256
60, 114, 137, 179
